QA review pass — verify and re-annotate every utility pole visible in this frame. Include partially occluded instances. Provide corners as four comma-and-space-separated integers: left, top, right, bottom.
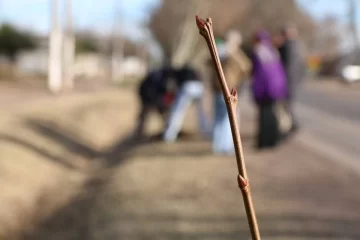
349, 0, 359, 50
48, 0, 63, 93
110, 1, 124, 84
63, 0, 75, 90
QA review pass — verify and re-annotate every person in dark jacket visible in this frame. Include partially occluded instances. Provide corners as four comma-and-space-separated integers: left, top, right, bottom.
134, 66, 177, 138
163, 64, 209, 142
278, 25, 306, 136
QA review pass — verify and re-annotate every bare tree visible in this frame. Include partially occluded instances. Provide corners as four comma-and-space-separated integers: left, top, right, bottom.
149, 0, 319, 67
313, 15, 341, 58
149, 0, 247, 67
149, 0, 203, 66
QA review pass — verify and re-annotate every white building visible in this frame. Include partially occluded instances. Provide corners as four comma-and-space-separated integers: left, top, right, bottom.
16, 49, 48, 75
16, 48, 147, 82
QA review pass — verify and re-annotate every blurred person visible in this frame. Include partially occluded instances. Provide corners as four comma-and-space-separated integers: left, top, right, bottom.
278, 24, 306, 137
210, 30, 252, 155
272, 34, 284, 49
272, 33, 293, 136
135, 65, 177, 139
251, 30, 287, 150
163, 64, 209, 143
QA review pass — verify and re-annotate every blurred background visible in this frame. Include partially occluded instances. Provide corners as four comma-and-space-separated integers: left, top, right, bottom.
0, 0, 359, 239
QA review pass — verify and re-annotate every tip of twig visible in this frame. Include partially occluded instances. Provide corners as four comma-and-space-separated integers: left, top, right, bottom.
230, 87, 237, 97
238, 175, 248, 189
195, 15, 206, 30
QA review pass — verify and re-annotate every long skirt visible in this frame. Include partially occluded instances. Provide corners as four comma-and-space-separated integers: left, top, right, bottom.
257, 101, 281, 149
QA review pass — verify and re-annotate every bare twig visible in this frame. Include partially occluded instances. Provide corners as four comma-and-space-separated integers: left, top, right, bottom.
195, 15, 261, 239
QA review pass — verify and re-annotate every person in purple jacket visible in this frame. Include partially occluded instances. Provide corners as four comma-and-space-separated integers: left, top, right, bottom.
250, 30, 287, 149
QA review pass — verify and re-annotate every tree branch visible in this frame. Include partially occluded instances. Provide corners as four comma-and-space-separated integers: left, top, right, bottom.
195, 15, 261, 240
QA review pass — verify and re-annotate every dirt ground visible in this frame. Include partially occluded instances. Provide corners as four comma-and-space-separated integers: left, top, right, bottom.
1, 84, 360, 240
0, 84, 135, 239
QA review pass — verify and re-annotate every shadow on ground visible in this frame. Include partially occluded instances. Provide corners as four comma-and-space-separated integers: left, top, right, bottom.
0, 107, 356, 240
19, 117, 218, 239
11, 118, 359, 240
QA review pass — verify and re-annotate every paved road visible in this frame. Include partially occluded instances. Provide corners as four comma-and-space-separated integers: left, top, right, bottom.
241, 80, 360, 173
298, 82, 360, 123
295, 81, 360, 173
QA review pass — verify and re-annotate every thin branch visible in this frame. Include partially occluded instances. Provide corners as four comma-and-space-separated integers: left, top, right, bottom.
195, 15, 261, 240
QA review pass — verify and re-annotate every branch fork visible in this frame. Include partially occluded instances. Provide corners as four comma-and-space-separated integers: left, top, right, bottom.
195, 15, 261, 240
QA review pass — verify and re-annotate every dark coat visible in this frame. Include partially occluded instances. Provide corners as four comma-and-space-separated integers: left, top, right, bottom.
138, 67, 176, 114
278, 39, 306, 99
175, 65, 201, 88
